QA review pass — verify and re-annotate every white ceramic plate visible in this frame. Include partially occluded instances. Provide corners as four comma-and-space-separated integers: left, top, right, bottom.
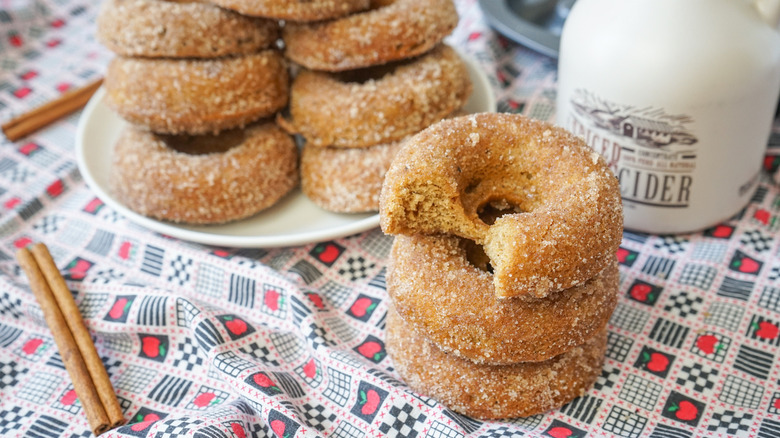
75, 53, 497, 248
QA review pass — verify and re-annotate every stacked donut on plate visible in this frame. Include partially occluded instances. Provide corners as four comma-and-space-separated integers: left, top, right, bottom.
379, 113, 624, 419
97, 0, 298, 224
278, 0, 473, 213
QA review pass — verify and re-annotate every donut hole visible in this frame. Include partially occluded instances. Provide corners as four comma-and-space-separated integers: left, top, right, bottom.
463, 239, 493, 274
477, 198, 524, 225
162, 129, 246, 155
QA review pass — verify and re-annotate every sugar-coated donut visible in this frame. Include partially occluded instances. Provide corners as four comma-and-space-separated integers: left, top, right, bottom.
283, 0, 458, 71
104, 50, 289, 135
97, 0, 280, 58
380, 113, 623, 299
386, 305, 607, 420
301, 140, 403, 213
280, 44, 472, 148
208, 0, 369, 22
111, 122, 299, 224
388, 234, 618, 364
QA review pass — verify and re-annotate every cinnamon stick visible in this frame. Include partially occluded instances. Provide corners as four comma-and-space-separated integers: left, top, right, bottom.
30, 243, 126, 429
16, 247, 110, 436
2, 78, 103, 142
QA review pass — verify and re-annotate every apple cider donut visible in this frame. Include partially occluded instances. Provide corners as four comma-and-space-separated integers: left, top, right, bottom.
208, 0, 369, 22
283, 0, 459, 71
380, 113, 623, 299
388, 234, 618, 364
97, 0, 280, 58
110, 122, 299, 224
300, 140, 403, 213
104, 50, 289, 135
280, 44, 472, 148
386, 305, 607, 420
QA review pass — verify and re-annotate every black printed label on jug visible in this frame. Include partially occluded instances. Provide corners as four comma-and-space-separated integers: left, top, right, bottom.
564, 89, 699, 209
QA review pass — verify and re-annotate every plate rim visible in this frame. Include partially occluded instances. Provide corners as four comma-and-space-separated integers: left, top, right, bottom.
479, 0, 561, 59
75, 50, 496, 248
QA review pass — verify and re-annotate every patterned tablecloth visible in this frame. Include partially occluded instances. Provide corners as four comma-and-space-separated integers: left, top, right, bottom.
2, 1, 780, 437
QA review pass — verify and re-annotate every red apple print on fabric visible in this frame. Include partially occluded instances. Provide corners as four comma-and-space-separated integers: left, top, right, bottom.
350, 382, 387, 422
104, 295, 135, 322
231, 422, 247, 438
65, 257, 94, 281
729, 251, 762, 274
46, 180, 64, 197
754, 208, 771, 225
705, 224, 734, 239
695, 335, 722, 355
267, 411, 299, 438
774, 397, 780, 411
302, 358, 318, 379
355, 336, 386, 363
616, 247, 638, 266
130, 413, 160, 432
19, 142, 38, 156
310, 242, 344, 266
662, 391, 704, 426
84, 197, 104, 215
245, 372, 282, 396
634, 346, 674, 377
193, 392, 217, 408
753, 320, 779, 340
60, 389, 78, 406
218, 314, 255, 340
118, 241, 133, 259
264, 289, 284, 312
544, 420, 586, 438
627, 280, 661, 306
22, 338, 44, 355
348, 295, 378, 321
138, 334, 168, 362
13, 86, 31, 98
306, 293, 325, 310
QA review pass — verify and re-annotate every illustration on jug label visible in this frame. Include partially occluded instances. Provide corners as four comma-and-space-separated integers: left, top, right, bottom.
565, 89, 699, 209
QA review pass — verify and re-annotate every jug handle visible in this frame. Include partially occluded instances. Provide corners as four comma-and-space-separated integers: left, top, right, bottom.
755, 0, 780, 27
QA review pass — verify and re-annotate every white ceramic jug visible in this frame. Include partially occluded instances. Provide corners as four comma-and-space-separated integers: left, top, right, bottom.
556, 0, 780, 234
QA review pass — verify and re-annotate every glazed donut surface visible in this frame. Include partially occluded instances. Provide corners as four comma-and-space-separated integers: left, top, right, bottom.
386, 305, 607, 420
388, 234, 618, 364
104, 50, 289, 135
110, 122, 299, 224
208, 0, 369, 21
283, 0, 459, 71
282, 44, 472, 148
380, 113, 623, 299
97, 0, 280, 58
301, 140, 403, 213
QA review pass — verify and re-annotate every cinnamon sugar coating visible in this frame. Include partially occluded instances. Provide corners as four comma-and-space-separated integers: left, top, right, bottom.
110, 122, 299, 224
386, 305, 607, 419
380, 113, 623, 299
388, 234, 618, 364
97, 0, 280, 58
209, 0, 369, 22
104, 50, 289, 135
301, 140, 403, 213
281, 44, 472, 148
283, 0, 458, 71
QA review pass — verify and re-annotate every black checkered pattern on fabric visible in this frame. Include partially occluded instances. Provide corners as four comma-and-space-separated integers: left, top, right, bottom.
427, 421, 462, 438
0, 406, 32, 436
741, 229, 774, 252
662, 291, 703, 318
719, 375, 764, 409
168, 255, 194, 286
619, 374, 662, 411
0, 291, 23, 319
239, 342, 280, 366
707, 409, 753, 435
594, 364, 620, 392
654, 236, 689, 254
378, 403, 427, 438
338, 256, 375, 281
602, 406, 648, 438
481, 426, 526, 437
758, 285, 780, 312
676, 363, 718, 393
89, 268, 124, 284
153, 418, 204, 438
678, 264, 717, 290
296, 403, 336, 432
304, 322, 337, 350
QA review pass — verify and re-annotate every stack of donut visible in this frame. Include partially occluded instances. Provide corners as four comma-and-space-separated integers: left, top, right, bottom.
379, 113, 624, 419
97, 0, 298, 224
278, 0, 473, 213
